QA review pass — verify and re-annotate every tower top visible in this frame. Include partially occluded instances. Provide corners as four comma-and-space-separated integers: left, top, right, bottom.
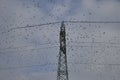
57, 20, 69, 80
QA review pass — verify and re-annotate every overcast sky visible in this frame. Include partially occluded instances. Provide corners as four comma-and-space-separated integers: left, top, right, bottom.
0, 0, 120, 80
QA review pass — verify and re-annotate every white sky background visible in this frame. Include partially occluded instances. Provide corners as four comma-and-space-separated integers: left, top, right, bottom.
0, 0, 120, 80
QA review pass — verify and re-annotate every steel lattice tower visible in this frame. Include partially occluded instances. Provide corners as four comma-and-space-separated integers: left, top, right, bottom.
57, 21, 69, 80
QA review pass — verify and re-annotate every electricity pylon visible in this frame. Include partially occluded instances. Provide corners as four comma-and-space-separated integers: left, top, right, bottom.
57, 21, 69, 80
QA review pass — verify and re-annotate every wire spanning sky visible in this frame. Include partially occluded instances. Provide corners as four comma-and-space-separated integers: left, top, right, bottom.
0, 0, 120, 80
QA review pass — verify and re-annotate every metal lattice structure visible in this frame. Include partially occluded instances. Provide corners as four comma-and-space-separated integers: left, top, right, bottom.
57, 21, 69, 80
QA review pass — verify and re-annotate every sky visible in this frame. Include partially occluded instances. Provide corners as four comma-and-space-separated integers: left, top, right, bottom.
0, 0, 120, 80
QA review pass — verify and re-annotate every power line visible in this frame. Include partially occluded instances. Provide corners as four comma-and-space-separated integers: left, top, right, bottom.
0, 42, 59, 51
67, 45, 120, 48
0, 41, 120, 51
0, 21, 60, 34
1, 62, 120, 70
64, 21, 120, 23
1, 20, 120, 34
10, 20, 120, 30
0, 44, 120, 53
11, 21, 60, 30
69, 62, 120, 66
0, 45, 59, 53
68, 41, 120, 44
0, 63, 56, 70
